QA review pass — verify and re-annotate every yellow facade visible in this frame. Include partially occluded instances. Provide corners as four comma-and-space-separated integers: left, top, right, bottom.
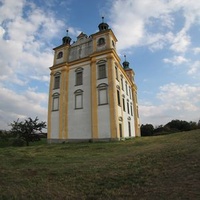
47, 20, 140, 142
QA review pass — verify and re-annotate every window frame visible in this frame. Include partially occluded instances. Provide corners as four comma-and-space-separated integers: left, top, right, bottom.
57, 51, 63, 59
52, 93, 60, 111
97, 83, 108, 105
130, 103, 133, 116
98, 37, 105, 46
127, 99, 130, 114
75, 67, 83, 86
119, 123, 122, 138
128, 121, 131, 137
122, 97, 126, 112
129, 86, 132, 99
74, 89, 83, 109
117, 89, 121, 106
121, 77, 124, 91
98, 64, 107, 79
54, 72, 61, 89
125, 81, 128, 96
115, 66, 118, 80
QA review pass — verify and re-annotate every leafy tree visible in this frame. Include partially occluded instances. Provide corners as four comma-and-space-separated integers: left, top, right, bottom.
189, 121, 197, 130
10, 117, 46, 146
141, 124, 154, 136
165, 119, 191, 132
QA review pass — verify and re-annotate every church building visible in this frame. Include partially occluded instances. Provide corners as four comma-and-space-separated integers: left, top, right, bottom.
47, 18, 140, 142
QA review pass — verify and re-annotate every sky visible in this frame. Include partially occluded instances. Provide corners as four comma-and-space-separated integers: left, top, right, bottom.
0, 0, 200, 130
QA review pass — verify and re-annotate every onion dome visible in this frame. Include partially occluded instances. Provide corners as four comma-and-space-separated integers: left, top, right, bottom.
98, 17, 109, 31
62, 30, 71, 45
122, 55, 130, 69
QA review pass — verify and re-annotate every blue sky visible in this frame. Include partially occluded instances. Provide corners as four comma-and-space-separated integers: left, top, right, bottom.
0, 0, 200, 130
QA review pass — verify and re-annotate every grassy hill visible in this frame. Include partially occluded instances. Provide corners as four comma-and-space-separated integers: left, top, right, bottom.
0, 130, 199, 199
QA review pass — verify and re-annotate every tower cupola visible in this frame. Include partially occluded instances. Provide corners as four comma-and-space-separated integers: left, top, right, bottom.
122, 55, 130, 69
62, 30, 71, 45
98, 17, 109, 31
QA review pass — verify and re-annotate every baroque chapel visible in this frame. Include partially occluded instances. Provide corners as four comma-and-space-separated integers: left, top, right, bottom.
47, 18, 140, 142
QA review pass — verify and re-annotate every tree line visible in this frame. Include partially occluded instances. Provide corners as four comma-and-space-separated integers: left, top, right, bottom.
141, 119, 200, 136
1, 117, 200, 147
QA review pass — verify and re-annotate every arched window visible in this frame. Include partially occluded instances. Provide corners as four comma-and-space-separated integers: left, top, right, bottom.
98, 37, 105, 45
97, 83, 108, 105
57, 51, 63, 59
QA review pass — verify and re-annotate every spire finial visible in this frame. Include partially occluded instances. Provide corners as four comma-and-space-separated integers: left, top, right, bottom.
98, 16, 109, 31
66, 29, 69, 36
124, 55, 126, 61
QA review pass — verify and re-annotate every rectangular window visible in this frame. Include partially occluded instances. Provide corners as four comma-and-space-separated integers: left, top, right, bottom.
123, 98, 126, 112
121, 78, 124, 91
117, 90, 121, 106
52, 96, 59, 111
115, 66, 118, 80
98, 88, 108, 105
130, 103, 133, 116
76, 71, 83, 85
119, 124, 122, 138
127, 101, 130, 114
54, 76, 60, 89
129, 87, 132, 99
75, 94, 83, 109
98, 64, 106, 79
125, 82, 128, 95
98, 84, 108, 105
128, 122, 131, 137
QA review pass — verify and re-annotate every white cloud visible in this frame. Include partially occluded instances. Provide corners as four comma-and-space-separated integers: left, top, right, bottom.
0, 0, 67, 129
188, 61, 200, 76
169, 31, 191, 53
193, 47, 200, 55
108, 0, 200, 53
157, 83, 200, 105
0, 1, 66, 85
0, 87, 48, 130
139, 83, 200, 125
0, 0, 24, 23
0, 26, 5, 38
163, 55, 189, 65
139, 104, 171, 126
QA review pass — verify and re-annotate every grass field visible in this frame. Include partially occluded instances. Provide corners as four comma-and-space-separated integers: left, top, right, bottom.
0, 130, 199, 199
